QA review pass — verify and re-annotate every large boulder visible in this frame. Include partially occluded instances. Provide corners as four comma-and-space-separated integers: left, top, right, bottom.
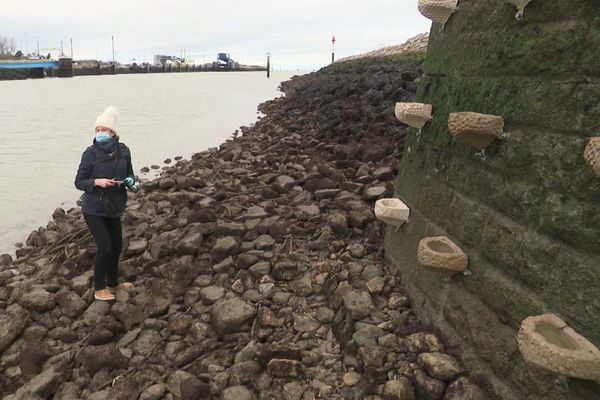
55, 290, 87, 319
8, 366, 68, 400
79, 344, 127, 375
0, 304, 29, 352
19, 288, 56, 312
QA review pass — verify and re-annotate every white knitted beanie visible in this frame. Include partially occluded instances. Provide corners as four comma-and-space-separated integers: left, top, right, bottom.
94, 106, 118, 134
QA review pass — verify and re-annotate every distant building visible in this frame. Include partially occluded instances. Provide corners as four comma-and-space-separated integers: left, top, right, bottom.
154, 54, 184, 65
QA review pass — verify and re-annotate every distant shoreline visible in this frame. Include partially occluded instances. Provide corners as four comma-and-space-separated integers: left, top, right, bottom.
0, 63, 267, 82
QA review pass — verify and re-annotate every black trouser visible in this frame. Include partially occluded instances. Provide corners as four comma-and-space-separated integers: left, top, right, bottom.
84, 214, 122, 291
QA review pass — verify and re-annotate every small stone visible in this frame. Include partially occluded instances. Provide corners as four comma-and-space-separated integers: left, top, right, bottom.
414, 370, 445, 400
315, 189, 341, 200
210, 297, 256, 336
267, 359, 304, 378
382, 377, 415, 400
418, 352, 464, 381
166, 370, 208, 400
52, 208, 67, 220
253, 234, 275, 250
199, 286, 225, 304
342, 289, 374, 320
175, 232, 203, 256
222, 385, 255, 400
343, 371, 361, 387
139, 384, 166, 400
211, 236, 240, 260
249, 262, 271, 276
283, 381, 305, 400
404, 333, 445, 354
0, 253, 12, 266
294, 315, 320, 332
363, 185, 386, 201
246, 206, 269, 219
328, 212, 349, 236
126, 240, 148, 259
443, 377, 486, 400
315, 307, 335, 324
272, 291, 291, 306
372, 166, 395, 180
366, 276, 385, 294
347, 243, 365, 258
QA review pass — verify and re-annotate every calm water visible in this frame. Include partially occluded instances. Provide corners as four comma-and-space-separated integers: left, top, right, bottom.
0, 71, 299, 255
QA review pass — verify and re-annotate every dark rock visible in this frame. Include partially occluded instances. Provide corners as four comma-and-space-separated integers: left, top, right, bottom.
52, 208, 67, 220
80, 344, 126, 375
55, 290, 87, 319
443, 377, 486, 400
342, 289, 374, 320
328, 212, 349, 236
382, 378, 415, 400
222, 385, 255, 400
304, 177, 337, 192
372, 166, 395, 180
199, 286, 225, 304
0, 253, 12, 266
267, 359, 304, 378
211, 236, 240, 260
188, 208, 218, 223
418, 352, 464, 381
167, 370, 209, 400
126, 239, 148, 256
87, 327, 115, 346
228, 361, 262, 386
175, 232, 203, 256
216, 221, 247, 237
107, 377, 140, 400
111, 303, 145, 330
19, 288, 56, 312
0, 305, 29, 352
348, 209, 374, 229
414, 370, 445, 400
210, 297, 256, 336
236, 253, 259, 269
159, 178, 176, 190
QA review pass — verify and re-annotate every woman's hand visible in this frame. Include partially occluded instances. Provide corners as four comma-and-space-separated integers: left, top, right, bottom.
94, 178, 117, 188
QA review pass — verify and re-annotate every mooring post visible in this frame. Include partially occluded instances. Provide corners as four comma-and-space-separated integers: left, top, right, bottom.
331, 35, 336, 64
267, 52, 271, 78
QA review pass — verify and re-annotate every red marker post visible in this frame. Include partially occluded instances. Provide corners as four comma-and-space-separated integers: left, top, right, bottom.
331, 35, 336, 64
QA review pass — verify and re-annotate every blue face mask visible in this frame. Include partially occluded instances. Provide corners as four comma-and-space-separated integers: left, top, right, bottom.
95, 132, 111, 142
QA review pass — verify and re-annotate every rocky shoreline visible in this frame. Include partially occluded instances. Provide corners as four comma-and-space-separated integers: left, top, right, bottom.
0, 57, 488, 399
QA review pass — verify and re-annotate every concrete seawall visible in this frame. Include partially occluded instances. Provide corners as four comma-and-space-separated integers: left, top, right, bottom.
385, 0, 600, 399
0, 63, 267, 81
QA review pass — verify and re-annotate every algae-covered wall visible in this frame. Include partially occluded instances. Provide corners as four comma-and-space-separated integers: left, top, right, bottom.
385, 0, 600, 398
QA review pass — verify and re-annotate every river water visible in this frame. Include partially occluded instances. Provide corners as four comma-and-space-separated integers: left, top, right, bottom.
0, 71, 299, 255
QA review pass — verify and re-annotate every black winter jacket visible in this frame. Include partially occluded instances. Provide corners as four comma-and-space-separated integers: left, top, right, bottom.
74, 140, 134, 217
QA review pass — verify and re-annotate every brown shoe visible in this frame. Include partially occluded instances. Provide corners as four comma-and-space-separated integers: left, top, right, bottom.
94, 288, 116, 301
107, 282, 134, 294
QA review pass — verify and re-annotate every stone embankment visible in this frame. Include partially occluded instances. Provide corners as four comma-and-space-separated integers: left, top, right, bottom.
0, 56, 487, 399
335, 34, 429, 64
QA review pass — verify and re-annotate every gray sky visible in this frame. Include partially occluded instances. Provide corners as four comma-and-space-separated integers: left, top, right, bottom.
1, 1, 431, 69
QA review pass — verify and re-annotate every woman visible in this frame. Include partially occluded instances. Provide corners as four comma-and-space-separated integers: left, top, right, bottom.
75, 106, 138, 301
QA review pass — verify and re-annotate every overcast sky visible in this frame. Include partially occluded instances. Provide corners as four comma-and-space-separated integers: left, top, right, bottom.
0, 1, 431, 69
